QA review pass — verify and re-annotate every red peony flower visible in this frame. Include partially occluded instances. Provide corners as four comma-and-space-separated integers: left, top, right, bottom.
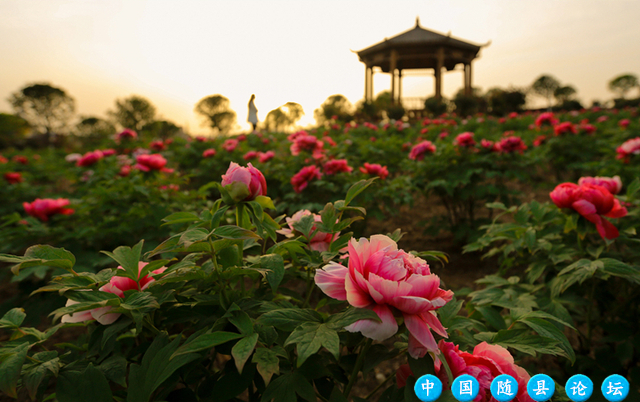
323, 159, 353, 175
554, 121, 577, 136
202, 148, 216, 158
359, 162, 389, 180
291, 165, 322, 193
409, 141, 436, 160
76, 150, 104, 167
23, 198, 74, 221
4, 172, 23, 184
494, 136, 527, 154
134, 154, 173, 173
454, 132, 476, 148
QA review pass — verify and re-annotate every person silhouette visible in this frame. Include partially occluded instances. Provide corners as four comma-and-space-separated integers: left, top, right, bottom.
248, 94, 258, 131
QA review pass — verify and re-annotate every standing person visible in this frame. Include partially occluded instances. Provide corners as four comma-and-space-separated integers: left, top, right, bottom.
248, 94, 258, 131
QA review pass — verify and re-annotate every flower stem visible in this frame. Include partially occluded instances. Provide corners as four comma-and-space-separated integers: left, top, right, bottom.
343, 337, 373, 399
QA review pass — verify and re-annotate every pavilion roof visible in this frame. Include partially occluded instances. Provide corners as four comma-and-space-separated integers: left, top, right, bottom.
355, 19, 483, 58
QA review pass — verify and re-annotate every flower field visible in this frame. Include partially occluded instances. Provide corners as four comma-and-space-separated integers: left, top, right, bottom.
0, 107, 639, 401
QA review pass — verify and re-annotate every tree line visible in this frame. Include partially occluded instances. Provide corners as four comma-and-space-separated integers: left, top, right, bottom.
1, 72, 638, 148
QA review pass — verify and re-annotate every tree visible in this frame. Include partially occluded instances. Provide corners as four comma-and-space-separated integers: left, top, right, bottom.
265, 102, 305, 132
554, 85, 577, 104
141, 120, 181, 140
9, 83, 75, 142
452, 87, 487, 117
108, 95, 156, 131
530, 75, 560, 108
486, 87, 527, 116
608, 74, 639, 99
194, 95, 236, 135
0, 113, 31, 149
76, 116, 116, 138
314, 95, 353, 125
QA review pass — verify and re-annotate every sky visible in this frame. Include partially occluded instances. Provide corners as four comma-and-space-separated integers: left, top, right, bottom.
1, 0, 639, 135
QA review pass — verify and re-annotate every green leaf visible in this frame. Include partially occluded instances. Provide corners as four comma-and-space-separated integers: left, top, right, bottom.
98, 355, 128, 387
210, 205, 230, 229
292, 215, 315, 239
252, 347, 280, 386
211, 225, 260, 240
0, 342, 29, 398
23, 353, 60, 400
285, 323, 339, 366
170, 331, 244, 359
486, 202, 507, 210
625, 177, 640, 198
325, 307, 381, 330
179, 228, 209, 248
261, 372, 316, 402
101, 240, 144, 282
226, 304, 254, 335
254, 195, 276, 210
127, 334, 200, 402
519, 317, 576, 363
57, 363, 113, 402
475, 306, 507, 331
257, 254, 285, 292
232, 333, 259, 373
344, 178, 376, 207
258, 308, 323, 331
0, 245, 76, 276
0, 308, 26, 329
161, 211, 201, 226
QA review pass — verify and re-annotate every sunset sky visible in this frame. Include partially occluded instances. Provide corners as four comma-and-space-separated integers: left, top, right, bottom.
1, 0, 639, 135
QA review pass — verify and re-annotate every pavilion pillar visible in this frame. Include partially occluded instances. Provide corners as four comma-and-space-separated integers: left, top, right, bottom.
364, 64, 368, 101
435, 47, 444, 99
398, 69, 403, 104
463, 63, 470, 96
390, 49, 398, 104
468, 61, 473, 95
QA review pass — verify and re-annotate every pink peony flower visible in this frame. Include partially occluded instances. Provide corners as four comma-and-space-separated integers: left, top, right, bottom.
4, 172, 23, 184
553, 121, 577, 136
409, 141, 436, 161
150, 140, 166, 151
23, 198, 74, 222
323, 159, 353, 175
616, 137, 640, 162
223, 139, 239, 152
243, 150, 259, 161
535, 112, 558, 127
202, 148, 217, 158
315, 235, 453, 358
550, 182, 628, 239
494, 136, 527, 154
76, 150, 104, 167
578, 176, 622, 195
596, 115, 608, 123
480, 139, 495, 150
619, 119, 630, 128
134, 154, 173, 173
0, 154, 7, 164
290, 133, 324, 157
533, 135, 547, 147
322, 136, 337, 147
258, 151, 275, 163
454, 132, 476, 148
438, 132, 449, 140
13, 155, 28, 165
291, 165, 322, 193
62, 262, 166, 325
508, 112, 519, 119
359, 163, 389, 180
277, 210, 337, 252
116, 129, 137, 141
435, 340, 534, 402
579, 124, 597, 135
118, 165, 132, 177
221, 162, 267, 201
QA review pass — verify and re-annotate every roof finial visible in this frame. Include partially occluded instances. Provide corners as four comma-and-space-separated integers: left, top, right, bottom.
415, 16, 420, 27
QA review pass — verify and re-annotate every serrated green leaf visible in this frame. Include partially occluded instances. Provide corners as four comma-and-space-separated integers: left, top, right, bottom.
101, 240, 143, 282
161, 211, 201, 226
0, 342, 29, 398
171, 331, 244, 359
325, 307, 381, 330
252, 347, 280, 386
257, 308, 323, 331
232, 333, 259, 373
57, 363, 113, 402
285, 323, 339, 366
211, 225, 260, 240
261, 372, 316, 402
258, 254, 284, 292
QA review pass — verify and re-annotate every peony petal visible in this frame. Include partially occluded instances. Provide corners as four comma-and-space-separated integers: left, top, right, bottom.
405, 313, 439, 355
92, 307, 120, 325
345, 272, 372, 307
605, 199, 628, 218
571, 199, 597, 221
367, 272, 411, 303
393, 296, 436, 314
596, 218, 619, 240
405, 274, 441, 298
344, 304, 397, 341
421, 310, 448, 338
315, 263, 348, 300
